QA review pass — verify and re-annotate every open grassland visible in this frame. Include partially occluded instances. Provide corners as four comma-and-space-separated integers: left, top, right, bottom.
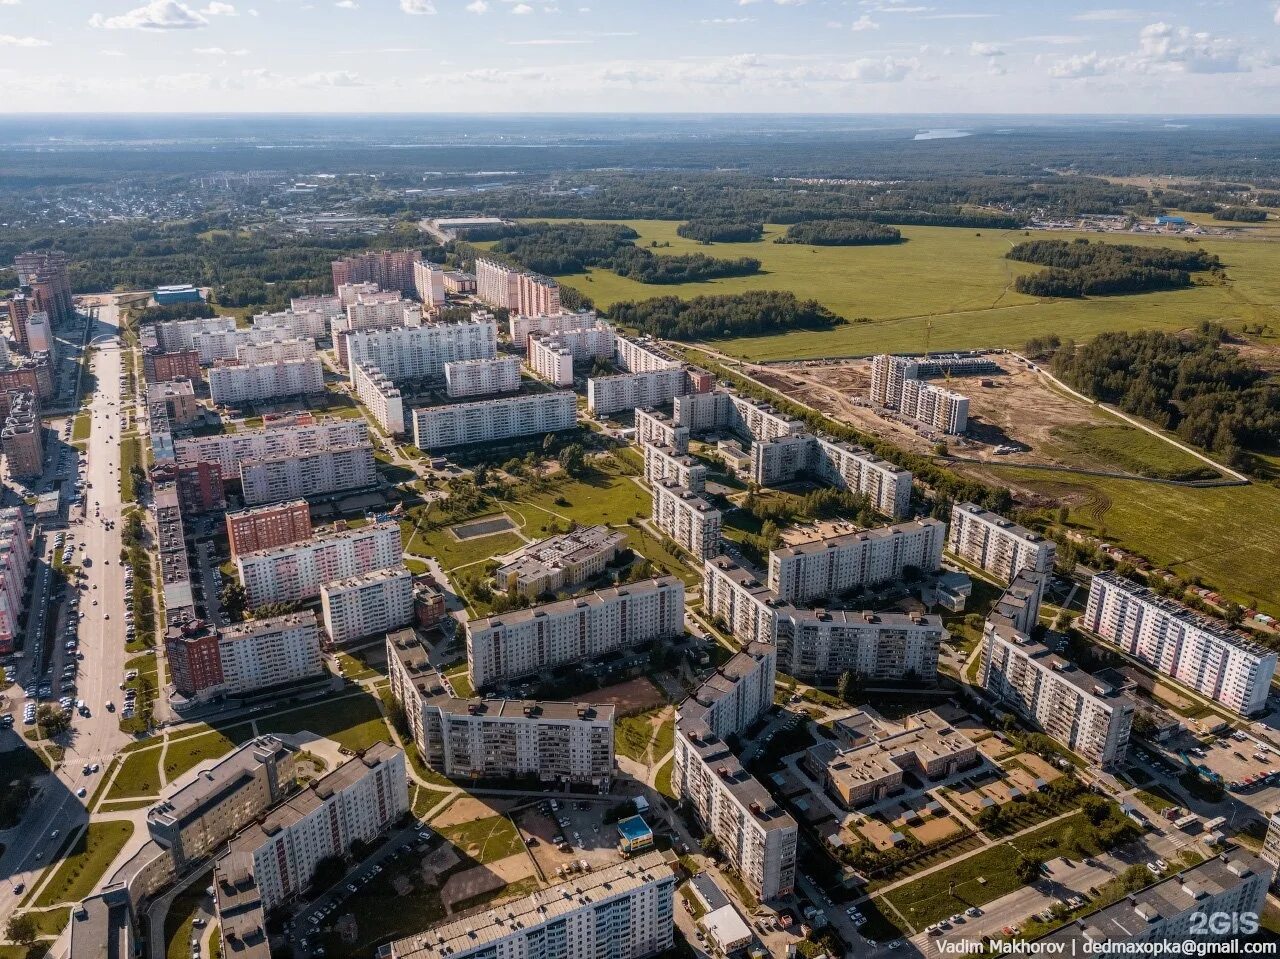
1037, 423, 1221, 481
541, 219, 1280, 360
258, 693, 391, 753
32, 821, 135, 907
439, 814, 525, 865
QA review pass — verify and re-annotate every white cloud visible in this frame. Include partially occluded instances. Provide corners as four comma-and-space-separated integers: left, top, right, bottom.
845, 55, 919, 81
511, 2, 534, 12
100, 48, 126, 56
200, 1, 235, 15
1050, 50, 1107, 77
0, 1, 20, 6
774, 0, 807, 5
0, 33, 50, 46
399, 0, 434, 13
1071, 8, 1143, 21
1018, 34, 1085, 45
465, 0, 489, 11
860, 1, 932, 12
1135, 21, 1247, 73
90, 0, 208, 30
506, 38, 590, 44
968, 41, 1004, 56
1275, 4, 1280, 26
850, 14, 878, 31
194, 45, 247, 54
702, 17, 755, 24
334, 0, 358, 8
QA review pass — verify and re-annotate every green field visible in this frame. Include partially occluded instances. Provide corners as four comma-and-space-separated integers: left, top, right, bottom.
104, 745, 162, 800
258, 694, 392, 753
438, 814, 525, 865
32, 820, 135, 907
162, 725, 254, 785
542, 219, 1280, 360
1040, 423, 1222, 481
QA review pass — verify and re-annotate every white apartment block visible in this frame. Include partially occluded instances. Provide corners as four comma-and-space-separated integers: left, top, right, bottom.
154, 316, 237, 353
752, 434, 913, 518
190, 328, 284, 366
588, 367, 687, 416
444, 355, 521, 398
208, 357, 325, 406
235, 521, 402, 608
651, 480, 722, 560
351, 363, 405, 435
679, 642, 776, 742
291, 294, 344, 318
635, 407, 689, 454
508, 309, 599, 349
252, 309, 329, 341
216, 613, 326, 697
466, 577, 685, 689
412, 260, 446, 308
776, 608, 945, 683
1040, 854, 1270, 954
0, 508, 31, 656
527, 324, 615, 387
176, 418, 369, 476
1083, 572, 1277, 716
213, 743, 407, 914
527, 335, 575, 387
412, 391, 576, 451
383, 851, 674, 959
703, 556, 780, 648
768, 519, 946, 604
234, 338, 317, 365
321, 566, 414, 647
643, 442, 707, 493
614, 334, 681, 374
900, 378, 970, 434
475, 258, 561, 317
672, 391, 805, 443
947, 502, 1057, 585
336, 282, 382, 307
345, 318, 497, 385
674, 720, 797, 901
239, 444, 377, 506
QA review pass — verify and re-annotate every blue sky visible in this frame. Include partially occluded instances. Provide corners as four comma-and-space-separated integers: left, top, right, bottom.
1, 0, 1279, 112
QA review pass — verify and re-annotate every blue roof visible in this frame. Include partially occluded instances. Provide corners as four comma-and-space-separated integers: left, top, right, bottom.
616, 815, 653, 840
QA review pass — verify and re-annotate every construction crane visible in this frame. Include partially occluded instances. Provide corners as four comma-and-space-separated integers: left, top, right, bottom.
923, 316, 933, 359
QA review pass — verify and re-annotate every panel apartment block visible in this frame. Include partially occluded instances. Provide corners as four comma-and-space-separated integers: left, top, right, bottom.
444, 355, 521, 398
0, 508, 31, 655
239, 444, 376, 506
383, 851, 674, 959
678, 641, 776, 742
651, 480, 722, 560
776, 607, 945, 683
351, 362, 405, 435
643, 442, 707, 493
412, 391, 576, 451
673, 719, 797, 901
252, 309, 329, 341
235, 521, 402, 608
635, 406, 689, 455
527, 334, 575, 387
165, 613, 324, 704
703, 556, 780, 648
2, 388, 42, 478
587, 367, 688, 416
466, 577, 685, 689
208, 357, 325, 406
947, 502, 1056, 585
752, 434, 913, 518
154, 316, 237, 354
320, 566, 414, 646
176, 418, 369, 477
345, 317, 498, 385
1083, 571, 1277, 716
413, 260, 446, 308
527, 324, 615, 386
768, 519, 946, 604
508, 309, 599, 350
226, 500, 311, 557
331, 249, 421, 295
475, 258, 561, 317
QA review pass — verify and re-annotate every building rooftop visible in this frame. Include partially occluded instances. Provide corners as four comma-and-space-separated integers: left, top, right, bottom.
702, 904, 752, 948
219, 611, 318, 642
678, 642, 774, 728
494, 525, 624, 588
773, 518, 943, 558
953, 501, 1048, 544
987, 619, 1141, 706
815, 710, 977, 788
676, 723, 796, 833
147, 736, 294, 833
322, 565, 411, 592
237, 520, 397, 563
69, 884, 133, 959
468, 576, 680, 631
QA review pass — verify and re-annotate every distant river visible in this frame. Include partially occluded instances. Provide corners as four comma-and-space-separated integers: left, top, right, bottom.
913, 129, 972, 140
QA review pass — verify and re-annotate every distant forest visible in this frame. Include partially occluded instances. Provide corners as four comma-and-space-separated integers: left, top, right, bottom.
607, 290, 844, 340
777, 219, 903, 246
1008, 238, 1221, 297
675, 219, 764, 243
1052, 325, 1279, 472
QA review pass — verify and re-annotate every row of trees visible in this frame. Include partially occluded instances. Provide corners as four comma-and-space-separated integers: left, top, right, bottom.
675, 219, 763, 243
1212, 207, 1269, 222
1009, 238, 1221, 298
1052, 324, 1279, 472
777, 219, 903, 246
607, 289, 843, 340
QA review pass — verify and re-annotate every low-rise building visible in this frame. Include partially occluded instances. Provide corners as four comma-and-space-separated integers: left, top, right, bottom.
412, 390, 576, 450
320, 566, 414, 646
494, 525, 625, 597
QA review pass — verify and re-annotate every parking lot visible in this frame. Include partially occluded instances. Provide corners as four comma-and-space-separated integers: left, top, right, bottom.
514, 798, 629, 881
1141, 729, 1280, 794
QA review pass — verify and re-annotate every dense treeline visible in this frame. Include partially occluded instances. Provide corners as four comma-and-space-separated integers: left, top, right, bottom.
675, 219, 763, 243
1213, 207, 1269, 222
487, 221, 761, 284
777, 219, 903, 246
608, 290, 843, 340
1052, 325, 1280, 471
1008, 238, 1220, 297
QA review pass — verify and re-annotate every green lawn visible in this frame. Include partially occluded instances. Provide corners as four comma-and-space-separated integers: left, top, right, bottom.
104, 746, 162, 800
1036, 421, 1224, 481
32, 820, 135, 907
120, 434, 141, 501
164, 881, 210, 959
615, 709, 666, 762
655, 757, 676, 800
403, 518, 524, 572
439, 814, 525, 865
618, 527, 700, 587
412, 785, 453, 820
162, 725, 254, 785
258, 694, 392, 753
19, 907, 70, 939
71, 412, 90, 442
444, 666, 475, 699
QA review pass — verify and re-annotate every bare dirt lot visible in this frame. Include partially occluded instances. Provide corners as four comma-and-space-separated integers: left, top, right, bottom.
514, 803, 627, 881
595, 676, 667, 715
433, 796, 518, 828
440, 854, 537, 913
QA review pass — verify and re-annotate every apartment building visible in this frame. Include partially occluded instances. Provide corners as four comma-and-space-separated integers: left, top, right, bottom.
165, 613, 325, 705
779, 607, 945, 683
145, 735, 297, 869
0, 508, 31, 655
226, 500, 311, 558
752, 434, 913, 518
235, 521, 402, 607
345, 317, 498, 384
213, 744, 407, 959
154, 316, 237, 354
412, 260, 446, 308
675, 392, 805, 443
806, 710, 978, 808
336, 282, 382, 306
251, 309, 329, 341
154, 485, 197, 626
24, 311, 54, 357
290, 294, 344, 318
239, 444, 377, 506
475, 258, 561, 317
387, 632, 617, 787
412, 390, 576, 451
673, 719, 797, 901
652, 480, 722, 560
444, 355, 521, 398
588, 367, 688, 416
466, 577, 685, 689
643, 442, 707, 493
1083, 571, 1277, 716
144, 347, 203, 385
769, 519, 946, 604
351, 362, 405, 435
147, 379, 200, 426
1, 354, 53, 399
320, 566, 414, 646
635, 406, 689, 454
2, 388, 42, 478
332, 291, 416, 368
703, 556, 780, 648
947, 502, 1057, 585
176, 417, 370, 476
527, 324, 615, 386
870, 354, 970, 434
494, 525, 625, 597
527, 334, 576, 387
614, 334, 681, 374
208, 356, 325, 406
14, 251, 73, 324
383, 851, 674, 959
1261, 812, 1280, 890
679, 642, 776, 742
1039, 854, 1270, 954
233, 338, 317, 366
331, 249, 421, 295
508, 309, 600, 349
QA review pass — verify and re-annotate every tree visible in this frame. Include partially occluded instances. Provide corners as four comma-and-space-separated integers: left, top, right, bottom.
700, 835, 722, 858
36, 703, 71, 738
1223, 602, 1245, 626
557, 443, 587, 477
1015, 855, 1044, 885
6, 913, 39, 947
219, 581, 247, 620
837, 671, 856, 704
